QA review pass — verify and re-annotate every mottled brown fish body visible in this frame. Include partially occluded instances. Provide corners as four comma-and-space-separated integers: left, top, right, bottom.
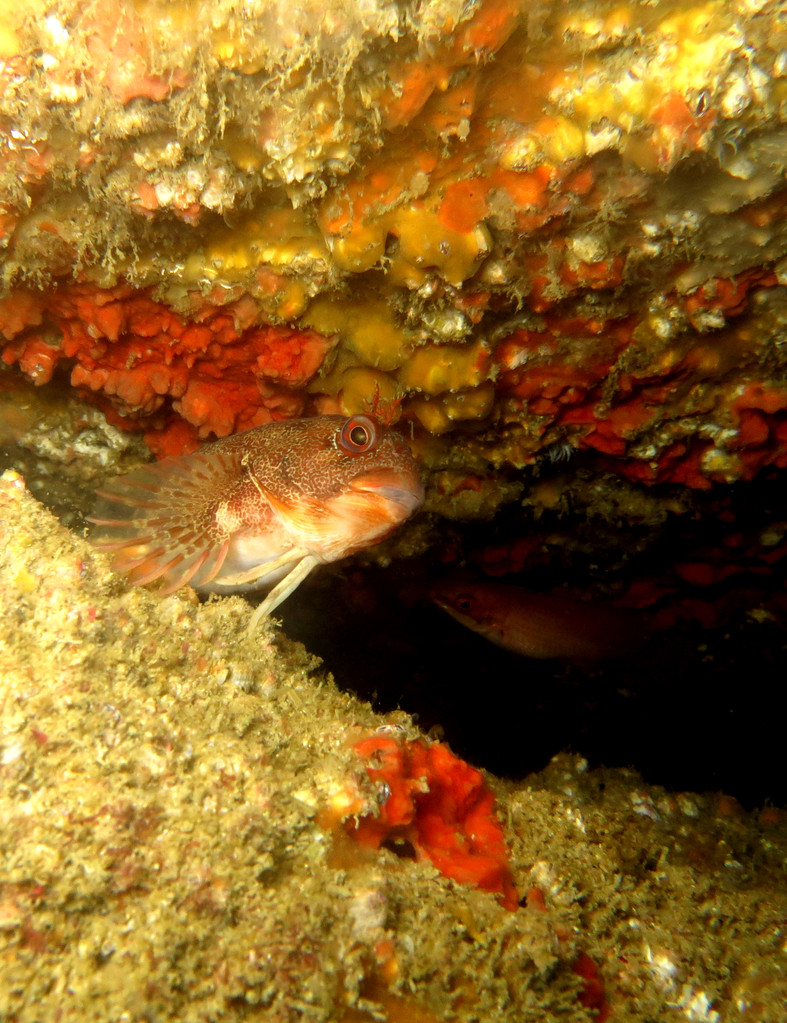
432, 582, 644, 660
90, 415, 424, 617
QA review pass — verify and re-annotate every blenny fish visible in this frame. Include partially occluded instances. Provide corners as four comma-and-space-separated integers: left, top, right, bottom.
432, 581, 644, 660
90, 414, 424, 631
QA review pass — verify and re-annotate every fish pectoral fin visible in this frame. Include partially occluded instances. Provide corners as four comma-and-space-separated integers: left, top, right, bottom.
89, 447, 250, 593
246, 553, 321, 636
215, 547, 310, 588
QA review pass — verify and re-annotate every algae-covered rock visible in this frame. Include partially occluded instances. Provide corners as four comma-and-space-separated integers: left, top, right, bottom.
2, 469, 786, 1021
0, 470, 578, 1021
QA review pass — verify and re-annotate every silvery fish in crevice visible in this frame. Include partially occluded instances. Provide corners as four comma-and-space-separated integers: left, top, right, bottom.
90, 414, 424, 631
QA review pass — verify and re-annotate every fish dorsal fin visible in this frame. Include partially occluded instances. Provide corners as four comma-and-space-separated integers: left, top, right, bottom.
89, 446, 276, 593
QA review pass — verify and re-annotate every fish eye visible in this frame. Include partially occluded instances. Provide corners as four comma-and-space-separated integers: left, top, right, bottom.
339, 415, 378, 455
456, 595, 474, 612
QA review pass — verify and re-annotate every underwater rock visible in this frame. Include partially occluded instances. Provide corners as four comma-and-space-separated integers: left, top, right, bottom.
1, 470, 786, 1021
0, 0, 785, 510
2, 5, 787, 1017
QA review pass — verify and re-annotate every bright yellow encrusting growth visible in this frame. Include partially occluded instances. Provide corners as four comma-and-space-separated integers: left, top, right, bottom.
334, 367, 401, 416
327, 204, 492, 287
398, 340, 489, 395
304, 296, 413, 372
556, 3, 633, 43
176, 209, 329, 317
271, 280, 314, 321
409, 383, 495, 433
408, 397, 454, 434
504, 116, 585, 169
441, 384, 495, 422
0, 19, 20, 59
568, 1, 744, 149
387, 207, 492, 288
200, 209, 330, 276
328, 231, 388, 275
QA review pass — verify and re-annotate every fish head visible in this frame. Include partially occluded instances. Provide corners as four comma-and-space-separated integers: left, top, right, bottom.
430, 582, 500, 641
250, 414, 425, 561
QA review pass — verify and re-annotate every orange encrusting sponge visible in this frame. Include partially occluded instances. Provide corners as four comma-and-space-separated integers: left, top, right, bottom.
348, 735, 519, 911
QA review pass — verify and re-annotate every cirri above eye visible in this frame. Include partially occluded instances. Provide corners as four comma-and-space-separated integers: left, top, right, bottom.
339, 415, 378, 454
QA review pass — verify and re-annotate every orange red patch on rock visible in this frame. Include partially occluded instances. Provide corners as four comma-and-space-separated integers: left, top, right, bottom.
347, 735, 519, 911
1, 264, 785, 488
0, 283, 335, 456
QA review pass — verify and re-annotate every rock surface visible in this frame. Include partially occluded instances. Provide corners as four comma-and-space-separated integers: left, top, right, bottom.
1, 470, 786, 1021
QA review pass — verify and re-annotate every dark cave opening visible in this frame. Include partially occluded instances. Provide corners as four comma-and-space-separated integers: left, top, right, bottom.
271, 470, 787, 810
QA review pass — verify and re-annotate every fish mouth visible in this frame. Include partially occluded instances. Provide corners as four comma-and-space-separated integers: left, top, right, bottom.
351, 467, 425, 516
